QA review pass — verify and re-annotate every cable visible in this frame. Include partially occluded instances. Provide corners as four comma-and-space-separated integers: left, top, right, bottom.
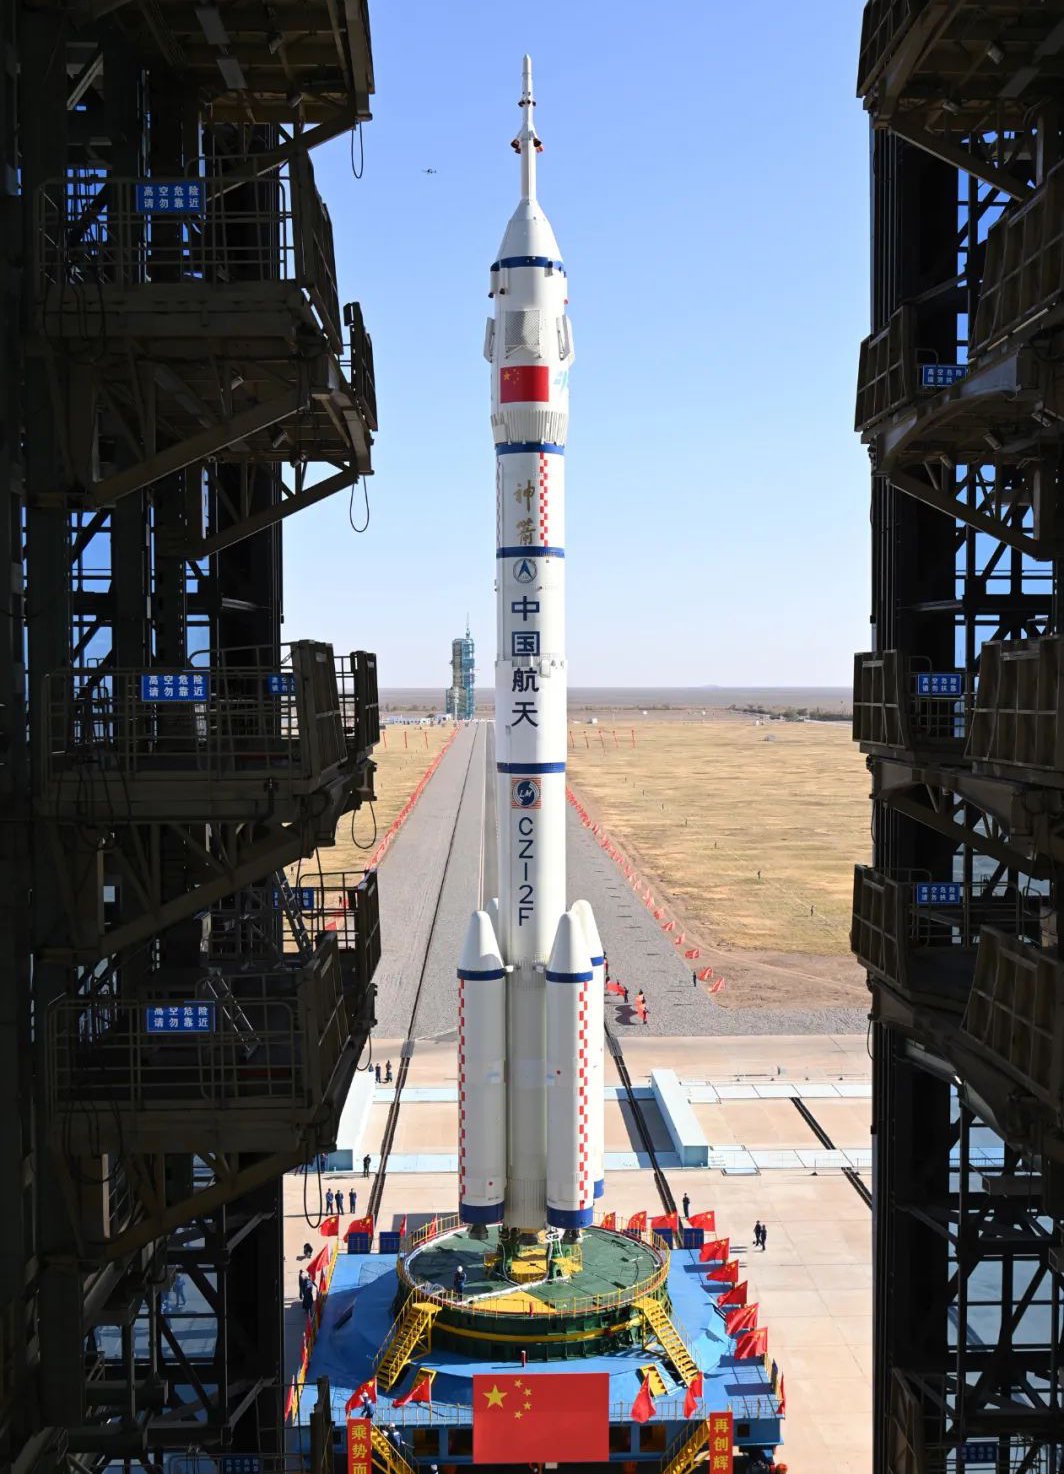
349, 799, 377, 852
349, 124, 364, 179
348, 478, 370, 533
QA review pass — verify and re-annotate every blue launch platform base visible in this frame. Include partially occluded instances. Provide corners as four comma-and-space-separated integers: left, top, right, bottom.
291, 1232, 783, 1467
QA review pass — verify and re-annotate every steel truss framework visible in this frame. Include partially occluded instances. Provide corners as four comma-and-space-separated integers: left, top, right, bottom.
1, 4, 381, 1470
855, 4, 1064, 1474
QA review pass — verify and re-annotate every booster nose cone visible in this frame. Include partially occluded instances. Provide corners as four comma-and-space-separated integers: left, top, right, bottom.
570, 899, 603, 964
459, 909, 504, 974
546, 910, 592, 980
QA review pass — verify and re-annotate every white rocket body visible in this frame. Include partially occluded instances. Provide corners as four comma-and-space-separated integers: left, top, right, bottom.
457, 57, 604, 1234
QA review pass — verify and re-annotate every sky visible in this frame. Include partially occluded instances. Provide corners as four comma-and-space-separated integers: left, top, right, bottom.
282, 0, 873, 689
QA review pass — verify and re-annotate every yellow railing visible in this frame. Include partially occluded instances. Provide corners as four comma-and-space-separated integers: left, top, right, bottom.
395, 1212, 670, 1319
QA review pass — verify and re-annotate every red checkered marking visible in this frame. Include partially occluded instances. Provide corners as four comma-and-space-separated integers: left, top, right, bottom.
577, 982, 591, 1205
538, 453, 550, 545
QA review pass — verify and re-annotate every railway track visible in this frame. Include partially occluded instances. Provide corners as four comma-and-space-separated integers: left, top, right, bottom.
365, 725, 481, 1221
792, 1096, 872, 1208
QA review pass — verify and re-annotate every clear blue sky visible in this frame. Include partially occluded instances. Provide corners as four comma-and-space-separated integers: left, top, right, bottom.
282, 0, 872, 689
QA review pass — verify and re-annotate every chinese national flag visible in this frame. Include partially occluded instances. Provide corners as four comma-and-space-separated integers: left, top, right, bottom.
319, 1215, 339, 1237
725, 1304, 758, 1335
307, 1246, 329, 1276
707, 1258, 739, 1283
651, 1211, 678, 1232
689, 1210, 716, 1231
699, 1237, 729, 1262
683, 1371, 704, 1419
627, 1211, 647, 1231
707, 1410, 734, 1474
630, 1379, 656, 1424
398, 1215, 408, 1238
393, 1372, 432, 1407
345, 1215, 374, 1237
499, 365, 549, 403
344, 1377, 377, 1413
473, 1373, 608, 1463
601, 1211, 617, 1230
735, 1327, 768, 1360
719, 1280, 748, 1307
778, 1374, 786, 1414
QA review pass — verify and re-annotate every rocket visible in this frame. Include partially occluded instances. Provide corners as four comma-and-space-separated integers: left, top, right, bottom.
457, 57, 605, 1236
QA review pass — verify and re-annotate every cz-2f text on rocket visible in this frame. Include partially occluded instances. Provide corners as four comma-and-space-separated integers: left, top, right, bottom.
457, 57, 605, 1239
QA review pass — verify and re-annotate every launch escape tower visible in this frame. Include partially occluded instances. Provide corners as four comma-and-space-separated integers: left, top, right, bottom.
445, 623, 475, 719
1, 5, 382, 1469
854, 6, 1064, 1472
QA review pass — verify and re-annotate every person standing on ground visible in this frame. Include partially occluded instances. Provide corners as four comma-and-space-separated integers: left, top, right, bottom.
363, 1154, 371, 1177
692, 971, 697, 987
753, 1219, 763, 1250
682, 1192, 690, 1221
453, 1264, 467, 1299
375, 1063, 381, 1083
385, 1060, 393, 1083
172, 1273, 186, 1309
325, 1187, 334, 1214
298, 1269, 308, 1301
760, 1223, 768, 1251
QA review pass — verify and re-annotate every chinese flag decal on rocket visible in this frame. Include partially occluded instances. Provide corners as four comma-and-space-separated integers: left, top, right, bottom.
500, 365, 550, 402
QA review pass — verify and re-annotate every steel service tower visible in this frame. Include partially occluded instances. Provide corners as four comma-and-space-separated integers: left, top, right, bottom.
458, 57, 605, 1237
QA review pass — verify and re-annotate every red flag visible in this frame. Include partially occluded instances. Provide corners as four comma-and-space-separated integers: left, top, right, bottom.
683, 1371, 704, 1419
307, 1246, 329, 1276
473, 1372, 608, 1462
710, 976, 725, 994
699, 1237, 729, 1262
718, 1280, 748, 1307
393, 1372, 432, 1406
500, 365, 550, 402
778, 1373, 786, 1415
699, 966, 714, 981
707, 1258, 739, 1283
285, 1378, 297, 1423
725, 1304, 759, 1335
685, 948, 701, 959
344, 1377, 377, 1413
651, 1212, 678, 1232
736, 1327, 768, 1360
601, 1211, 617, 1230
627, 1211, 647, 1231
398, 1215, 408, 1238
426, 1215, 438, 1237
345, 1215, 374, 1238
319, 1215, 339, 1237
606, 980, 625, 995
662, 920, 674, 932
689, 1210, 716, 1231
630, 1379, 656, 1424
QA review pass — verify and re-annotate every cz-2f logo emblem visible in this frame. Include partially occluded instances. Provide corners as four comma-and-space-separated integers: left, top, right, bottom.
511, 778, 541, 809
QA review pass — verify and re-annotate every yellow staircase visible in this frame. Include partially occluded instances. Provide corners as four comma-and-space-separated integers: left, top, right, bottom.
369, 1426, 417, 1474
640, 1364, 667, 1396
375, 1300, 441, 1391
635, 1296, 699, 1386
660, 1419, 711, 1474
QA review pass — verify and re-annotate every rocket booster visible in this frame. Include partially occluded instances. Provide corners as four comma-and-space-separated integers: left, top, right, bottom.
457, 57, 604, 1234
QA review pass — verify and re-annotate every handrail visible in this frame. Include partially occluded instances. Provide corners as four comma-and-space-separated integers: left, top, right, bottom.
394, 1214, 670, 1319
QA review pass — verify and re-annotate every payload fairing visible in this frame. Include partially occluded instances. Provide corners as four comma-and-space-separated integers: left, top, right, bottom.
457, 57, 604, 1235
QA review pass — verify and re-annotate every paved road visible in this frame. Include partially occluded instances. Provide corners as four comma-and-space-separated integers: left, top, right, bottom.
371, 719, 866, 1047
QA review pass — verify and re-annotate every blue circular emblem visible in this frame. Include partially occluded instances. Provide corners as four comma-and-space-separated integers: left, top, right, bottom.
513, 778, 540, 808
513, 558, 537, 584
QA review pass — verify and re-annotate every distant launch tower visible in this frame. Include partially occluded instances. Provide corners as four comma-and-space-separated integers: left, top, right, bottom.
445, 622, 475, 720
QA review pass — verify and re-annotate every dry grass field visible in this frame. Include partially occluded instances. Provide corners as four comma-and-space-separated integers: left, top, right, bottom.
567, 718, 870, 956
